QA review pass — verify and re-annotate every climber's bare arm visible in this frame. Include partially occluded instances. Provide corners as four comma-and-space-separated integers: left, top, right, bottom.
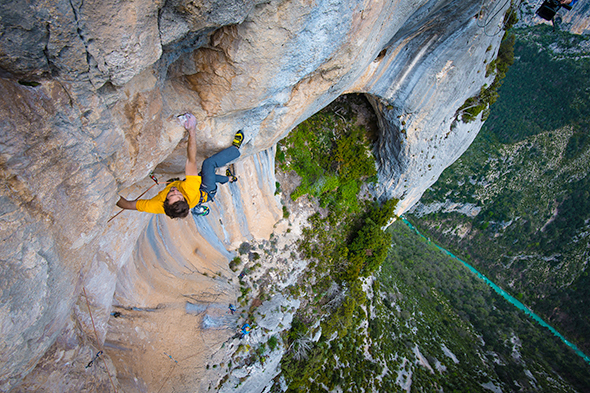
116, 196, 137, 210
184, 113, 199, 176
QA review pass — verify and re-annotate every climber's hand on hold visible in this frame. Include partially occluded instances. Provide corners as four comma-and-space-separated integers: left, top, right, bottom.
183, 113, 197, 132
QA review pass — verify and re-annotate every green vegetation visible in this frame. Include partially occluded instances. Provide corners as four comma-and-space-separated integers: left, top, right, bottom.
410, 26, 590, 356
286, 218, 589, 392
272, 25, 590, 391
276, 84, 589, 392
238, 242, 252, 255
456, 6, 518, 123
17, 80, 41, 87
229, 256, 242, 272
485, 25, 590, 144
276, 95, 398, 391
267, 335, 279, 351
277, 95, 377, 214
379, 221, 589, 392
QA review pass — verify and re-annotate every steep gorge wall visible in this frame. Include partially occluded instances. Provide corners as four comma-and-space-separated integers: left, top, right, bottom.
0, 0, 508, 390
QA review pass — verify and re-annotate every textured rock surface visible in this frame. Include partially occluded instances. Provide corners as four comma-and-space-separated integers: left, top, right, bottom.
350, 0, 507, 212
1, 0, 512, 390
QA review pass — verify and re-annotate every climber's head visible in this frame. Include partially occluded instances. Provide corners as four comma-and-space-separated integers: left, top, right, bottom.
163, 187, 189, 218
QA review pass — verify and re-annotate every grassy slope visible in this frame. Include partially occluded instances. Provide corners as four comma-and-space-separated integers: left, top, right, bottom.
408, 25, 590, 355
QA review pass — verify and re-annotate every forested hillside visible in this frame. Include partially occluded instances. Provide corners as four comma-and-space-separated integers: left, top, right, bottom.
408, 24, 590, 356
275, 92, 590, 392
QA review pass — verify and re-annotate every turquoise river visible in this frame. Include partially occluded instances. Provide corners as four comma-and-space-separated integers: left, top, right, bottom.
401, 217, 590, 366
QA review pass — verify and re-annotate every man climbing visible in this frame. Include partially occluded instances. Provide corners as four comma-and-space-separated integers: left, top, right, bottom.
536, 0, 577, 24
116, 113, 244, 219
559, 0, 577, 6
240, 323, 251, 339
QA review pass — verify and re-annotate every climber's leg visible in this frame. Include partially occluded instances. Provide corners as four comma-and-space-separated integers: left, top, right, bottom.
215, 174, 229, 184
200, 145, 240, 193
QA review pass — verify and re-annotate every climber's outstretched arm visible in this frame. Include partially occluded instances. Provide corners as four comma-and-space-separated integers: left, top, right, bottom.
184, 113, 199, 176
116, 196, 137, 210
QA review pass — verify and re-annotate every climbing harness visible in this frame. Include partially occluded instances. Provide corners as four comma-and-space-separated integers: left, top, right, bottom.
191, 189, 212, 217
191, 204, 210, 217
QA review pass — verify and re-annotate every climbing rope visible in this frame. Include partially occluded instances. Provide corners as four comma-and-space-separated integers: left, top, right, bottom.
82, 286, 118, 393
156, 352, 180, 393
477, 0, 514, 36
107, 173, 171, 223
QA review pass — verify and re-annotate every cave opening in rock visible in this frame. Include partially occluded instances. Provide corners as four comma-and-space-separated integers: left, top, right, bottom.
319, 93, 381, 146
362, 94, 407, 198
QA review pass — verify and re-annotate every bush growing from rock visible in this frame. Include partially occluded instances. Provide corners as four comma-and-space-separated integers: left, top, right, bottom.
238, 242, 251, 255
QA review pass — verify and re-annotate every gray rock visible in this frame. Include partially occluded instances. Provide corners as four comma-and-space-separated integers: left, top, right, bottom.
0, 1, 50, 77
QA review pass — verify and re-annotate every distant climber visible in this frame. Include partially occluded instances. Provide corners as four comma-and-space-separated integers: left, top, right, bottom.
536, 0, 576, 23
240, 323, 251, 339
116, 113, 244, 219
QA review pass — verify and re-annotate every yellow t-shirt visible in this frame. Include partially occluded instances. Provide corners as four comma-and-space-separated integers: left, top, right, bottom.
136, 176, 206, 214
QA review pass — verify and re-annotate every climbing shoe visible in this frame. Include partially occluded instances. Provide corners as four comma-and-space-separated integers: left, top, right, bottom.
191, 205, 210, 216
232, 130, 244, 148
226, 168, 238, 183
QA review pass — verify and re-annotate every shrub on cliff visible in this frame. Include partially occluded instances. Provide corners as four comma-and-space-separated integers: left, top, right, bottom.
277, 94, 377, 213
457, 31, 515, 123
278, 95, 398, 391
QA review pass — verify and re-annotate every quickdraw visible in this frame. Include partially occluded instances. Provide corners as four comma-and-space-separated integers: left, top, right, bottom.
163, 351, 178, 364
85, 350, 103, 369
149, 172, 159, 184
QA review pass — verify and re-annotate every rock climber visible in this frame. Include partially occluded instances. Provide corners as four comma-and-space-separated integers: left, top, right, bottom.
116, 113, 243, 218
240, 323, 251, 339
536, 0, 577, 23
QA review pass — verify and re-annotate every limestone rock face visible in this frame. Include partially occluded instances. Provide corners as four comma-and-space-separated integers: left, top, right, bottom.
349, 0, 507, 212
1, 0, 515, 390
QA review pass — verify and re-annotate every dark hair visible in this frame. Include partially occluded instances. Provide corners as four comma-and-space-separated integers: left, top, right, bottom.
163, 199, 190, 218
